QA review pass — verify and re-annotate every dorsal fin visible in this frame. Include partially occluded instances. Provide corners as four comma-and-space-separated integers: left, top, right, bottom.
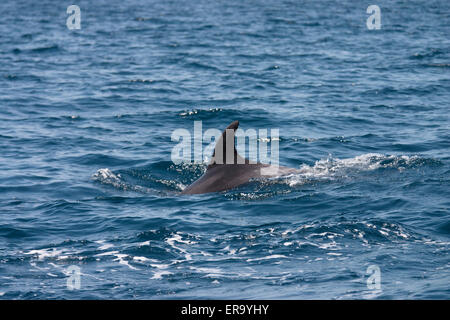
208, 120, 246, 167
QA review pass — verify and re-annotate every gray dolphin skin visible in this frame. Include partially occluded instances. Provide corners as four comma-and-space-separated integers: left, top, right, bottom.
181, 121, 298, 195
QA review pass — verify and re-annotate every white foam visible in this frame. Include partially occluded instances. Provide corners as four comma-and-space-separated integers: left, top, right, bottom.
222, 245, 237, 255
93, 168, 121, 182
133, 256, 159, 263
166, 233, 197, 245
150, 263, 170, 269
92, 168, 153, 193
95, 250, 119, 257
25, 248, 64, 261
152, 270, 172, 279
113, 254, 139, 270
246, 254, 287, 262
166, 233, 195, 261
287, 153, 416, 186
98, 243, 114, 250
190, 266, 223, 274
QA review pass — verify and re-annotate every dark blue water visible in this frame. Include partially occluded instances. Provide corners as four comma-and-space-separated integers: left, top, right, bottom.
0, 0, 449, 299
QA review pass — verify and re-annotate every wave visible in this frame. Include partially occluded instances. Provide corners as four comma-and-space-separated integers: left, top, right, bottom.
91, 153, 438, 196
17, 217, 448, 285
286, 153, 432, 186
92, 167, 186, 194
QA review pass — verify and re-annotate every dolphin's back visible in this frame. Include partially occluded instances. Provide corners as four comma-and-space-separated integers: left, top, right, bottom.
181, 120, 298, 195
181, 163, 264, 195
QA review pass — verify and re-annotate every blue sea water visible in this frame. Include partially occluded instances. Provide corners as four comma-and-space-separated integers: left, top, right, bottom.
0, 0, 449, 299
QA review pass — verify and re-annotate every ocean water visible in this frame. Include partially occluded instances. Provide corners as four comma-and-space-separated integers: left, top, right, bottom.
0, 0, 449, 299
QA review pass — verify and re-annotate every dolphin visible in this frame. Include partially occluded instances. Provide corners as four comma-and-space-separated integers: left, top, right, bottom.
181, 121, 298, 195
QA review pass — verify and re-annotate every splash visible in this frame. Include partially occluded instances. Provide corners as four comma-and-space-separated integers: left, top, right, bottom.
286, 153, 421, 186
